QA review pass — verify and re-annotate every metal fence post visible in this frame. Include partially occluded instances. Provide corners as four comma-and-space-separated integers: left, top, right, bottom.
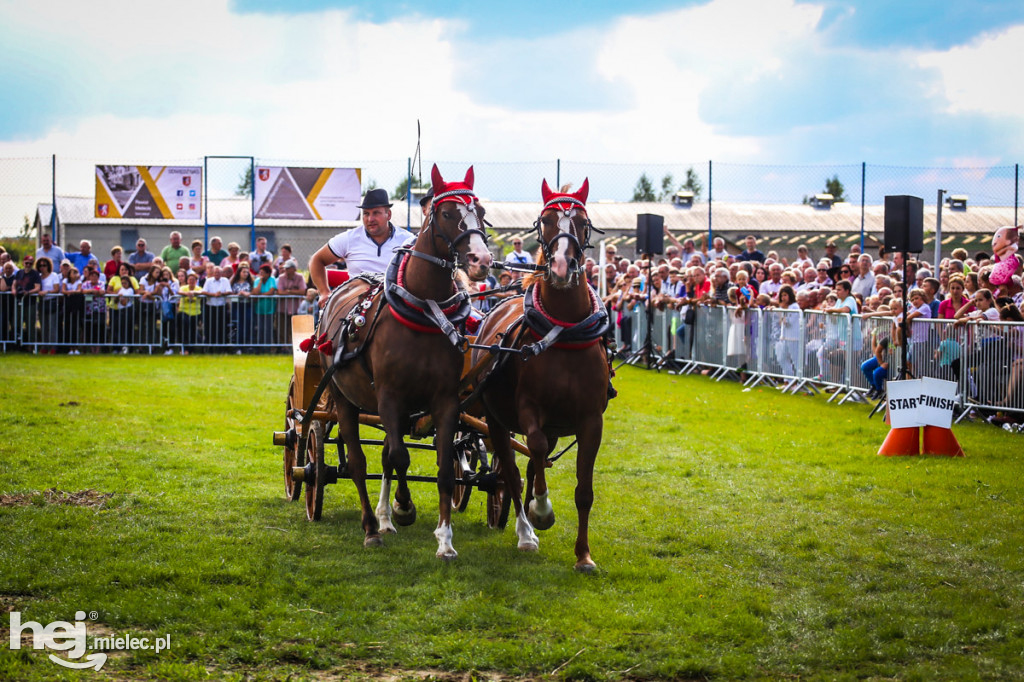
859, 161, 866, 253
707, 159, 713, 245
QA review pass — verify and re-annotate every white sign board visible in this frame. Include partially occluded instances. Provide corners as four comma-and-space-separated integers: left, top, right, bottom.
886, 378, 958, 429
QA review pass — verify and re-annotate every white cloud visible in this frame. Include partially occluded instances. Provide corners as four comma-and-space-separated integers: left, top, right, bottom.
917, 24, 1024, 118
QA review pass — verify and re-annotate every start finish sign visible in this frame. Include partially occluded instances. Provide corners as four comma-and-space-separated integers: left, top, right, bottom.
887, 378, 959, 429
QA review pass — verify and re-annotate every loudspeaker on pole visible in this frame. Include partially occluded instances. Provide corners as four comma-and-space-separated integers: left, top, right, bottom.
884, 195, 924, 254
636, 214, 664, 255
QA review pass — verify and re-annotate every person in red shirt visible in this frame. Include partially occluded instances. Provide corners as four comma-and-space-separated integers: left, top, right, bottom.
104, 245, 124, 279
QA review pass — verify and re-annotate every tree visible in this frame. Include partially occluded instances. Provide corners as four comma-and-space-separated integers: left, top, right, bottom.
393, 174, 424, 201
19, 214, 33, 239
363, 178, 378, 192
235, 167, 253, 198
631, 173, 656, 202
682, 166, 703, 202
657, 173, 675, 202
823, 175, 846, 202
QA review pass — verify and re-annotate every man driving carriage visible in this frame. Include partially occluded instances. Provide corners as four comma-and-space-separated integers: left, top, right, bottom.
308, 188, 414, 306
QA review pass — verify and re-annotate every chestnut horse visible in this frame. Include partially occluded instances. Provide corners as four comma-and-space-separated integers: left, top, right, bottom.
471, 179, 610, 571
316, 164, 501, 559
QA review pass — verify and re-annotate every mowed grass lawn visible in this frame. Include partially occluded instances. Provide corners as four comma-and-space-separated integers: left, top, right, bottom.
1, 355, 1022, 681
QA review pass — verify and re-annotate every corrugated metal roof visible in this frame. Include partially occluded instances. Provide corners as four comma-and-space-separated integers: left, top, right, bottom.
38, 195, 1014, 236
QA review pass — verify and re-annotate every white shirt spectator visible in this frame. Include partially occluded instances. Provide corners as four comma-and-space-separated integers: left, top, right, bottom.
707, 247, 729, 261
760, 280, 783, 298
327, 224, 415, 275
41, 272, 62, 299
202, 275, 233, 306
851, 273, 874, 299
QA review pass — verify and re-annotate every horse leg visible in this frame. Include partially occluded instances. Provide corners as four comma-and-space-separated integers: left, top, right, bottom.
375, 393, 417, 527
523, 415, 556, 531
375, 436, 397, 534
335, 397, 381, 547
487, 413, 537, 551
573, 416, 604, 573
432, 398, 460, 560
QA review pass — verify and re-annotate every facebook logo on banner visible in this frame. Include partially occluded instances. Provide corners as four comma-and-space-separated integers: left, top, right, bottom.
176, 190, 184, 197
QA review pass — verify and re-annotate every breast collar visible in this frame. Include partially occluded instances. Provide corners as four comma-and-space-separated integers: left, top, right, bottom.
521, 282, 609, 351
384, 251, 472, 348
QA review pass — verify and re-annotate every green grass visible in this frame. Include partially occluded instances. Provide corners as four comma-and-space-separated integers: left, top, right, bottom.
1, 355, 1022, 681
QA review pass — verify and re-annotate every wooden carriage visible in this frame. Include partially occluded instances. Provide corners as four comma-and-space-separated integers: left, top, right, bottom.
274, 315, 528, 528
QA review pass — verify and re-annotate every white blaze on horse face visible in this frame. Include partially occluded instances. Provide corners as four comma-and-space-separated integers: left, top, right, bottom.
457, 203, 493, 281
550, 209, 577, 282
375, 478, 396, 534
434, 521, 457, 560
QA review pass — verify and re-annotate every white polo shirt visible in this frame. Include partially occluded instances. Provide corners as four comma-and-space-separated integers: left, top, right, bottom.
327, 223, 415, 275
201, 276, 233, 306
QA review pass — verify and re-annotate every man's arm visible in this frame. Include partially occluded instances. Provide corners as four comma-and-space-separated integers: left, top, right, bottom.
309, 244, 338, 307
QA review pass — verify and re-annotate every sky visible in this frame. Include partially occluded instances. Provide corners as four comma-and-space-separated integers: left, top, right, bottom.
1, 0, 1023, 213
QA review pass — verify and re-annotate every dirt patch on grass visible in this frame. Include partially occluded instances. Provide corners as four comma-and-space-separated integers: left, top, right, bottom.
0, 488, 115, 508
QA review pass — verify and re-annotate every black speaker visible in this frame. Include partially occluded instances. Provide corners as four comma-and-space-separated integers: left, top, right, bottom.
636, 214, 664, 255
884, 195, 924, 254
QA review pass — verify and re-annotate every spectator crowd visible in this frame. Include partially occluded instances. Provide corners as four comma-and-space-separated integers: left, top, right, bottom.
0, 232, 316, 355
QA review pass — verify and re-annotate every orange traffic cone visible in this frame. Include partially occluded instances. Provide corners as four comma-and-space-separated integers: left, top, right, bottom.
878, 426, 920, 456
922, 425, 965, 457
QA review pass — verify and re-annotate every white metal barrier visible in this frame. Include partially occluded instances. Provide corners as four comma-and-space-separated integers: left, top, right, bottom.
611, 300, 1024, 417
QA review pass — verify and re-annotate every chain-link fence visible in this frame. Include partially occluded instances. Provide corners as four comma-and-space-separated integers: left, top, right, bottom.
1, 156, 1019, 265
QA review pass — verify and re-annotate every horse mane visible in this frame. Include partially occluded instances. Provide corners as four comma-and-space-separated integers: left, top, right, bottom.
559, 183, 573, 193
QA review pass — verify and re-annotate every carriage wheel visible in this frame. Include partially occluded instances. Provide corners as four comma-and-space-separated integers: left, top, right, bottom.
486, 457, 512, 530
451, 431, 475, 512
304, 421, 326, 521
451, 458, 472, 512
283, 378, 303, 501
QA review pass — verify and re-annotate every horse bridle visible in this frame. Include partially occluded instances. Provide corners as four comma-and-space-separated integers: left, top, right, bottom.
531, 196, 604, 282
408, 188, 491, 278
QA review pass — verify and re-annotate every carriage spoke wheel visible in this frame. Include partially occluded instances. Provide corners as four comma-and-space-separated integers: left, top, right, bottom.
486, 457, 512, 530
283, 377, 303, 501
304, 421, 326, 521
451, 432, 474, 512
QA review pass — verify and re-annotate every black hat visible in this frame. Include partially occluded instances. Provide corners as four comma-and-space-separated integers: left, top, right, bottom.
357, 188, 393, 210
419, 187, 434, 208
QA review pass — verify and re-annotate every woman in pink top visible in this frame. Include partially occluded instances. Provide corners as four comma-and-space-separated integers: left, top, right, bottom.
937, 275, 972, 319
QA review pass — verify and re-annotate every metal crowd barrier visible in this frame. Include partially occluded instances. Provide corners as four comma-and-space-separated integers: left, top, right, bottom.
0, 292, 305, 354
609, 300, 1024, 418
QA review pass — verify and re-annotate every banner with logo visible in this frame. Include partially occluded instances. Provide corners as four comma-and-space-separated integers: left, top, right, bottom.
254, 167, 361, 220
95, 166, 202, 219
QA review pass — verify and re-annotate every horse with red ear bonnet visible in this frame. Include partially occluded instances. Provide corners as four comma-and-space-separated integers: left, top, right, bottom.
470, 177, 611, 572
313, 164, 500, 559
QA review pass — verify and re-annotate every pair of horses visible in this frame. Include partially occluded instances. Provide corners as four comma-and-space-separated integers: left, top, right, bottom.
317, 165, 608, 571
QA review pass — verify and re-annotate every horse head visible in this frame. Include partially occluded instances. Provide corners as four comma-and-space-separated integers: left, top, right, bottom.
424, 164, 493, 281
536, 178, 594, 288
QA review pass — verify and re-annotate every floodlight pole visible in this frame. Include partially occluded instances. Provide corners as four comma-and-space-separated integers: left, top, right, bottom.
934, 189, 945, 271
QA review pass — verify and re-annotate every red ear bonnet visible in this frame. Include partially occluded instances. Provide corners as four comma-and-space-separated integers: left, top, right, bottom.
430, 164, 476, 206
541, 177, 590, 213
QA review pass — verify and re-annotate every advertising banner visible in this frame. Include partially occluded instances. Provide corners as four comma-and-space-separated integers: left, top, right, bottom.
95, 166, 202, 219
254, 167, 361, 220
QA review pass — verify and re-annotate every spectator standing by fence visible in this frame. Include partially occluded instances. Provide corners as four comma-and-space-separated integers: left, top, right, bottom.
129, 238, 155, 268
203, 236, 228, 266
69, 240, 99, 274
176, 272, 202, 355
250, 236, 274, 273
275, 259, 305, 343
160, 232, 190, 270
252, 263, 277, 348
36, 232, 64, 266
201, 265, 231, 347
230, 263, 255, 352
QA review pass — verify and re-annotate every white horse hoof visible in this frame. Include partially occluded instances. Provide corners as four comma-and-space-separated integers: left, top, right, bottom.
378, 522, 397, 535
518, 540, 539, 552
436, 548, 458, 561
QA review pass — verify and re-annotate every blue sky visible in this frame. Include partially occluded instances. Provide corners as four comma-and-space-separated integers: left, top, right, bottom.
1, 0, 1023, 205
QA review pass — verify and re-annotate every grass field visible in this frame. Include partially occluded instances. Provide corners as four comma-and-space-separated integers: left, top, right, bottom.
1, 355, 1022, 681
